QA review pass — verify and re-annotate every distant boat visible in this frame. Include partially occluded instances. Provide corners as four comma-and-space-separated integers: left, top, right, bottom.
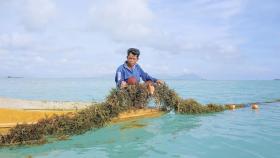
7, 76, 24, 78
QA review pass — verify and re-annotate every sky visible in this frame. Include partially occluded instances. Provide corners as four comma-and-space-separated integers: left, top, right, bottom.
0, 0, 279, 80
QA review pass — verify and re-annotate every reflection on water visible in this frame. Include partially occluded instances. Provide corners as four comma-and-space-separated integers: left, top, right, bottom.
120, 121, 148, 130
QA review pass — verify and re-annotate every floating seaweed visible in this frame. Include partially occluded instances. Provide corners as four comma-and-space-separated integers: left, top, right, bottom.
0, 83, 244, 146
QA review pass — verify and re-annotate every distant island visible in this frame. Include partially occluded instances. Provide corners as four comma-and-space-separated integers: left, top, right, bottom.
274, 79, 280, 80
7, 76, 24, 78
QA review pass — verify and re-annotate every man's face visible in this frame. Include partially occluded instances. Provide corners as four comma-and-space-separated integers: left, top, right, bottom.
127, 53, 138, 67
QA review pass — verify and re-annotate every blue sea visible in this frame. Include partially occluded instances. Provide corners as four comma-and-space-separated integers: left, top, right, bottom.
0, 78, 280, 158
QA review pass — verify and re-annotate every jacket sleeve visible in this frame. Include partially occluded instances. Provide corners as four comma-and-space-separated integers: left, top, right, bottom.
138, 65, 158, 82
115, 67, 124, 87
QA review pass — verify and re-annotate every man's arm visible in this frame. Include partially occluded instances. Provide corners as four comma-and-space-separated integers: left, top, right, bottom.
138, 65, 158, 82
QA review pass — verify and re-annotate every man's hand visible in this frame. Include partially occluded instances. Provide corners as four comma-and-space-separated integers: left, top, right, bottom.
147, 84, 155, 95
156, 80, 164, 85
120, 81, 127, 89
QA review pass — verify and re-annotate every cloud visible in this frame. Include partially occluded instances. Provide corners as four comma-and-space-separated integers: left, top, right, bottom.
21, 0, 57, 31
89, 0, 154, 41
87, 0, 245, 62
155, 0, 246, 58
0, 32, 34, 49
0, 0, 278, 79
196, 0, 245, 19
0, 0, 57, 31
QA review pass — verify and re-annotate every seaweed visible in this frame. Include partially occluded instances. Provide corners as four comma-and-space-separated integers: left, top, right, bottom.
0, 83, 244, 146
153, 84, 181, 111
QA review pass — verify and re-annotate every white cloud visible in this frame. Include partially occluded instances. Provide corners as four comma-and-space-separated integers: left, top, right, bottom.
33, 55, 46, 63
162, 0, 245, 57
196, 0, 245, 19
1, 0, 278, 79
87, 0, 245, 62
89, 0, 154, 41
0, 33, 34, 49
21, 0, 57, 31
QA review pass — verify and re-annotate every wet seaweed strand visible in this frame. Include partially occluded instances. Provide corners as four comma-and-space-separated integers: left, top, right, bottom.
0, 84, 244, 146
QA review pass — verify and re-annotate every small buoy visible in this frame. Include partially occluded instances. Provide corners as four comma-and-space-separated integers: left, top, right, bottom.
251, 104, 259, 110
229, 104, 236, 110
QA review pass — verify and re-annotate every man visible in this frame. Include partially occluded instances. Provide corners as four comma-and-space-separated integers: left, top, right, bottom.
115, 48, 164, 94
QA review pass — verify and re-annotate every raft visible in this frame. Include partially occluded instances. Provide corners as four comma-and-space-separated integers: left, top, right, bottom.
0, 107, 163, 135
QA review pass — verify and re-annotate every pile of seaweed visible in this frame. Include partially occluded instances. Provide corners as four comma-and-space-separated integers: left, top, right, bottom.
0, 83, 244, 146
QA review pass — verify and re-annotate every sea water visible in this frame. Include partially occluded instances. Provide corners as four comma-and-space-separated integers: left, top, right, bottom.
0, 78, 279, 158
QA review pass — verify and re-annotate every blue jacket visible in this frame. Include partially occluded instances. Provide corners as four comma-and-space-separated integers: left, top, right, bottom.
115, 61, 158, 87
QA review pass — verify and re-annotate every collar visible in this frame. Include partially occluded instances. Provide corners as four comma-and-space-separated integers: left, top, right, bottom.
124, 61, 137, 70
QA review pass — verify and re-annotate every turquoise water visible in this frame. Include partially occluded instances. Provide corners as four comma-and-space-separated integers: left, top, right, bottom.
0, 78, 280, 158
0, 78, 280, 104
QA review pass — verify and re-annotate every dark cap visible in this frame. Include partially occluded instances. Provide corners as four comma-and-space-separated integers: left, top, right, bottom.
127, 48, 140, 57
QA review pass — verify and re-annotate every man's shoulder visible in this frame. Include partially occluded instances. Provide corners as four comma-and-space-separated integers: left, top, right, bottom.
135, 63, 141, 68
135, 64, 143, 70
116, 64, 125, 71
